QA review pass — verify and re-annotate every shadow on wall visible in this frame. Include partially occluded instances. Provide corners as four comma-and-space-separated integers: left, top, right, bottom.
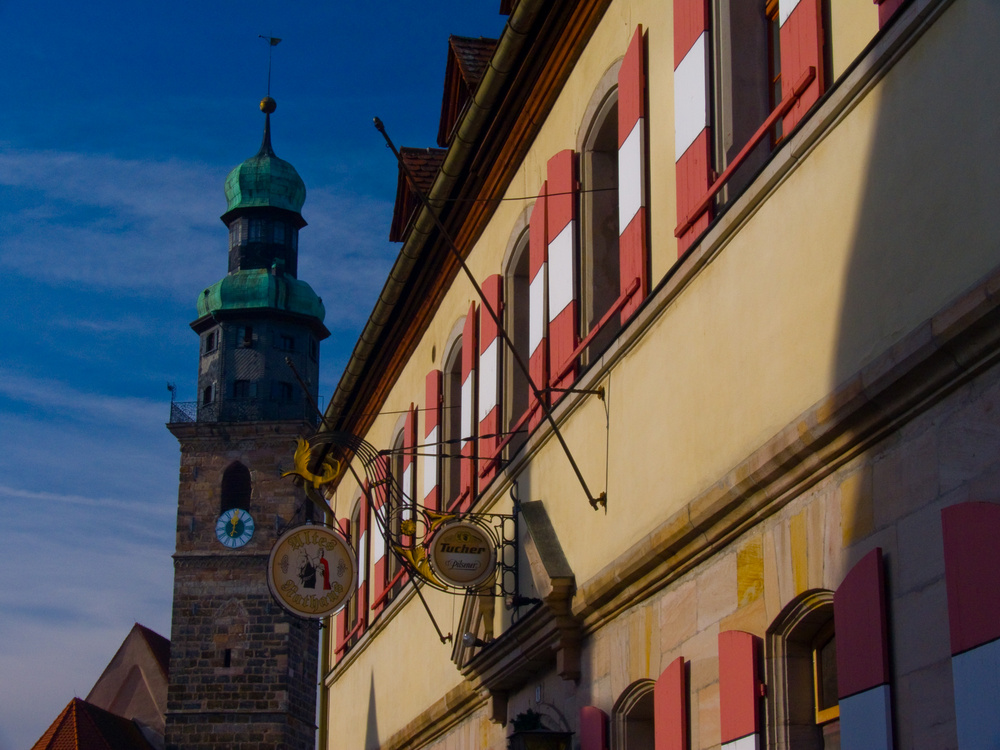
832, 1, 1000, 747
366, 672, 380, 750
834, 0, 1000, 537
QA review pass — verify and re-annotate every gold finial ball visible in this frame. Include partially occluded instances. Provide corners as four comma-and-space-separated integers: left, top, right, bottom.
260, 96, 277, 114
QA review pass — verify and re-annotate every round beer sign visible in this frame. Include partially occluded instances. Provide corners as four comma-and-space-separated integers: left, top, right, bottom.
267, 524, 357, 618
427, 520, 497, 589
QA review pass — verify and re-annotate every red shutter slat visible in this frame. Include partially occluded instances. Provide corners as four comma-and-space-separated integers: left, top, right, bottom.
673, 1, 713, 256
834, 547, 890, 698
779, 0, 825, 133
478, 275, 503, 487
618, 25, 649, 323
423, 370, 442, 512
369, 458, 389, 615
718, 631, 762, 745
654, 656, 688, 750
546, 149, 579, 396
528, 184, 549, 429
942, 502, 1000, 656
673, 0, 710, 69
459, 302, 478, 510
579, 706, 608, 750
877, 0, 905, 27
401, 405, 416, 548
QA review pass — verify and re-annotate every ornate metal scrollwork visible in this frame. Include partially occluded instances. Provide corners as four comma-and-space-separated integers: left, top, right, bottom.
289, 430, 521, 601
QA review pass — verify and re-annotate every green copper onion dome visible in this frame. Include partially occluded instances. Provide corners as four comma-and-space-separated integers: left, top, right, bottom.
223, 98, 306, 215
196, 267, 326, 322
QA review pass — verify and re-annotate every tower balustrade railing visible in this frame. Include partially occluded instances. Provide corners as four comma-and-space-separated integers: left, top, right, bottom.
168, 398, 320, 425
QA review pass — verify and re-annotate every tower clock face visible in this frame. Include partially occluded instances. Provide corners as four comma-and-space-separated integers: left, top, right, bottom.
216, 508, 255, 548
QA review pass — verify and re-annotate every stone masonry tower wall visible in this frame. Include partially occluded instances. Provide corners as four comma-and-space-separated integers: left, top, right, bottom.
165, 421, 319, 750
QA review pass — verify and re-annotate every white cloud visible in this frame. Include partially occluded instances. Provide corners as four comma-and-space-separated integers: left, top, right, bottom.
0, 147, 400, 316
0, 369, 165, 426
0, 508, 173, 750
298, 186, 398, 327
0, 148, 220, 227
0, 484, 174, 517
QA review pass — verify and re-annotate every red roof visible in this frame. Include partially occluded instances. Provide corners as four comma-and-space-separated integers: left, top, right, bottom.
31, 698, 156, 750
449, 36, 496, 87
389, 147, 448, 242
437, 36, 498, 147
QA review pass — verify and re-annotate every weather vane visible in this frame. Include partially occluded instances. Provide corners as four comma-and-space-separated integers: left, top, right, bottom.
259, 35, 282, 97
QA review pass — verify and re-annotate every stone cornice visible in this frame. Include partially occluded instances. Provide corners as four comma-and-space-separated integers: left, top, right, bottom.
573, 257, 1000, 633
380, 681, 485, 750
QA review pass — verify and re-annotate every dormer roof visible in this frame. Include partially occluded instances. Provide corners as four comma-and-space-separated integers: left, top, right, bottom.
389, 147, 447, 242
437, 36, 498, 147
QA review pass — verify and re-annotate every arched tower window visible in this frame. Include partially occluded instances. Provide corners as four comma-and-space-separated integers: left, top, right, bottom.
766, 590, 840, 749
220, 462, 252, 513
441, 335, 464, 509
613, 679, 655, 749
579, 85, 621, 365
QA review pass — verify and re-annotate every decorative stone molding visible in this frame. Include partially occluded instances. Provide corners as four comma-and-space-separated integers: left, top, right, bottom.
461, 501, 581, 690
573, 256, 1000, 634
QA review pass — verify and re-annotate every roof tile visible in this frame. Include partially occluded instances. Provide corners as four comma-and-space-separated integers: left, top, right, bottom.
390, 147, 447, 242
32, 698, 156, 750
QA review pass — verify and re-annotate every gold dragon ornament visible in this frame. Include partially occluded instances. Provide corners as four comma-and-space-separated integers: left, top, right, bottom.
281, 438, 342, 515
392, 509, 459, 589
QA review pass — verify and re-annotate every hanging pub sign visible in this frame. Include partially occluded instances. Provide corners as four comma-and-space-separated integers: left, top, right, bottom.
267, 524, 357, 618
427, 520, 498, 589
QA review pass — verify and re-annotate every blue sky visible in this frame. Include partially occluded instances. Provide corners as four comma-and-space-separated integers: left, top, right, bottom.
0, 2, 507, 746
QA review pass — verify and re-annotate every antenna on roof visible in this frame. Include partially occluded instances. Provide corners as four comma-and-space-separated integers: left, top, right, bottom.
258, 35, 282, 97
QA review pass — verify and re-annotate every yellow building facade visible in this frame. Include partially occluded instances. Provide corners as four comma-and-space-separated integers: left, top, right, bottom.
317, 0, 1000, 748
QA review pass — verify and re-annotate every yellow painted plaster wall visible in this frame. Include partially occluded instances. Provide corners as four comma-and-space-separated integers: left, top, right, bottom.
323, 585, 467, 749
494, 0, 1000, 586
831, 0, 880, 80
323, 0, 1000, 745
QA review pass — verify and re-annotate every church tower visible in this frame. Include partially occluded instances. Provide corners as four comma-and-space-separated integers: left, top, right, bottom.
165, 97, 327, 750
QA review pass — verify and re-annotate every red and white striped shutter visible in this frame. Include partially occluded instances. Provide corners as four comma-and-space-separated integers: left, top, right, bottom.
673, 0, 713, 256
579, 706, 608, 750
402, 405, 417, 547
779, 0, 825, 133
478, 275, 503, 487
654, 656, 688, 750
618, 25, 649, 323
369, 457, 389, 615
718, 631, 762, 750
459, 302, 478, 510
834, 547, 893, 750
528, 184, 549, 429
334, 515, 352, 661
875, 0, 905, 28
546, 149, 579, 397
357, 494, 369, 630
942, 502, 1000, 748
423, 370, 442, 512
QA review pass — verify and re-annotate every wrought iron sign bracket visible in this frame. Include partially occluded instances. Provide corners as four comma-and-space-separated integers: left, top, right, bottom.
375, 117, 607, 513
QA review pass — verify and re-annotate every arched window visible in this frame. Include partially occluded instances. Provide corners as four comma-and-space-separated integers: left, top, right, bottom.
220, 462, 251, 513
767, 590, 840, 750
613, 679, 655, 749
503, 227, 531, 459
345, 495, 363, 648
579, 80, 621, 366
386, 429, 406, 599
441, 335, 464, 509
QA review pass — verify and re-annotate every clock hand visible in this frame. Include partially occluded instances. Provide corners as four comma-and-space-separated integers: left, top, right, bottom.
230, 510, 240, 536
